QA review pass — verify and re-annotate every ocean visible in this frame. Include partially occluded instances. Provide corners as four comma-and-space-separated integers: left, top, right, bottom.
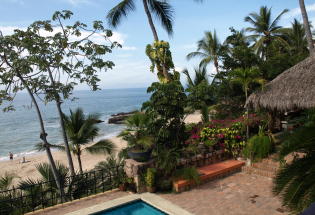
0, 88, 149, 160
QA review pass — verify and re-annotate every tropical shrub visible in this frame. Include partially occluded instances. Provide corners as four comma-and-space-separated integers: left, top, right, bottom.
273, 119, 315, 213
145, 168, 156, 188
172, 167, 200, 185
200, 121, 246, 158
142, 81, 187, 149
118, 112, 154, 152
243, 126, 273, 162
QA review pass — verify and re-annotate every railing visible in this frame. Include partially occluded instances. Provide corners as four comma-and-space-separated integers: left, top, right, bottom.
0, 165, 124, 215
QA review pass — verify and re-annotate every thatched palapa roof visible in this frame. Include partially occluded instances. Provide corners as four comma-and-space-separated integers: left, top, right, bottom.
246, 56, 315, 112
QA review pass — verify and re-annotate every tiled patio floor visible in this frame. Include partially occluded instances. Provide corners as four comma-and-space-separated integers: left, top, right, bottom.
31, 172, 287, 215
160, 172, 287, 215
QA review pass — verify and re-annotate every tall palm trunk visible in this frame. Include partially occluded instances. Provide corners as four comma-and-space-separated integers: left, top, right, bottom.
142, 0, 159, 41
142, 0, 170, 82
76, 148, 83, 173
47, 68, 75, 176
17, 73, 64, 198
245, 87, 249, 140
214, 58, 219, 74
299, 0, 314, 54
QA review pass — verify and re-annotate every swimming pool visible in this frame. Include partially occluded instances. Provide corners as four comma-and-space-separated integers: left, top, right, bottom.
94, 200, 167, 215
66, 193, 192, 215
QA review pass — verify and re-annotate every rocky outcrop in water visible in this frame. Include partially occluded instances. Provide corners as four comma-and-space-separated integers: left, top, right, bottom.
108, 111, 137, 124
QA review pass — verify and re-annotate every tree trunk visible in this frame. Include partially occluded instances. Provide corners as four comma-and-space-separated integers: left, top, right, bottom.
47, 68, 75, 176
142, 0, 159, 41
77, 149, 83, 174
17, 73, 64, 199
214, 58, 219, 74
245, 88, 249, 140
299, 0, 314, 55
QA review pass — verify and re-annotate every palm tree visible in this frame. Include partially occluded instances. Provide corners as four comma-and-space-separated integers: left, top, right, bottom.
245, 6, 289, 58
183, 67, 212, 122
182, 66, 209, 88
299, 0, 314, 54
273, 115, 315, 213
0, 174, 15, 191
285, 19, 308, 54
230, 67, 264, 138
63, 108, 115, 173
107, 0, 174, 41
118, 112, 154, 152
187, 30, 221, 74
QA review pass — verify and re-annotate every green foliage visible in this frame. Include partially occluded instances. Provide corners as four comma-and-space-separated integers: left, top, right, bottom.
155, 147, 180, 176
243, 127, 273, 161
183, 67, 214, 111
273, 116, 315, 213
142, 81, 187, 148
63, 108, 115, 172
201, 105, 210, 123
0, 173, 15, 191
0, 10, 119, 112
200, 122, 245, 158
245, 6, 289, 58
107, 0, 174, 36
118, 112, 154, 151
172, 167, 200, 185
145, 168, 156, 187
187, 30, 221, 72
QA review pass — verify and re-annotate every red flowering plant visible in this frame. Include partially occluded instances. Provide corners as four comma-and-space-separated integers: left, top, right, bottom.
200, 119, 246, 158
183, 124, 203, 157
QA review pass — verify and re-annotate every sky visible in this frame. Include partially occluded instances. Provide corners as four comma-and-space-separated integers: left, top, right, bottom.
0, 0, 314, 90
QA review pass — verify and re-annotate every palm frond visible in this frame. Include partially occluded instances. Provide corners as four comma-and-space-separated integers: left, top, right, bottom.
106, 0, 136, 28
270, 9, 288, 30
85, 139, 116, 155
148, 0, 174, 36
186, 51, 208, 60
0, 173, 15, 190
182, 69, 194, 87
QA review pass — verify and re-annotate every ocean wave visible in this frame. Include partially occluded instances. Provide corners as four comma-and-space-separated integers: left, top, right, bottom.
0, 129, 124, 162
0, 149, 41, 161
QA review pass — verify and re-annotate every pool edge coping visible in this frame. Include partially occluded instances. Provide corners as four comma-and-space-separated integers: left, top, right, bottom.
65, 193, 193, 215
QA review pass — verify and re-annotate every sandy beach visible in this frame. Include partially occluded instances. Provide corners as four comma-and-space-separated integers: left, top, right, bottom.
0, 113, 201, 185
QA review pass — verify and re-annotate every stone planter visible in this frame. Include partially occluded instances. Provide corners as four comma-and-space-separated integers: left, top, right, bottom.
146, 186, 156, 193
127, 148, 152, 162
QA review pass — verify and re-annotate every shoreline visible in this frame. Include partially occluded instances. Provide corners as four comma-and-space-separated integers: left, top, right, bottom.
0, 112, 201, 186
0, 131, 122, 162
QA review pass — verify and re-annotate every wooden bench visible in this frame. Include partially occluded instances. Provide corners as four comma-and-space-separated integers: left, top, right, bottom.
173, 160, 245, 192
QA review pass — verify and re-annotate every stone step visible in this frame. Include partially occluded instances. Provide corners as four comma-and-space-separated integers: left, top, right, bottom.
242, 166, 276, 178
251, 162, 279, 172
261, 158, 279, 165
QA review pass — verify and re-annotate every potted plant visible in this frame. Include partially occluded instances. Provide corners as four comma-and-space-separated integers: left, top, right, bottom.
119, 113, 154, 162
117, 176, 131, 191
145, 168, 156, 193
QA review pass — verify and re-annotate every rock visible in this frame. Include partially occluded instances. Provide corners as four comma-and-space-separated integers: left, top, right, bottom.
108, 111, 137, 124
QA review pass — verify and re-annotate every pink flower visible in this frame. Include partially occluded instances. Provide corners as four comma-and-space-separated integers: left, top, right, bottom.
217, 134, 225, 139
191, 134, 200, 139
235, 135, 241, 139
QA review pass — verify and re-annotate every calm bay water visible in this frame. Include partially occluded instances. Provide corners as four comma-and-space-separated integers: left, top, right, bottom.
0, 88, 149, 160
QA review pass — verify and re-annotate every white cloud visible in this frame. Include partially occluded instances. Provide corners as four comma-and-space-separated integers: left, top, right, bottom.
285, 3, 315, 19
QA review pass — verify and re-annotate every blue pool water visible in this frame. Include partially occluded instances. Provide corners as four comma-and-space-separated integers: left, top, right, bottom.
94, 200, 168, 215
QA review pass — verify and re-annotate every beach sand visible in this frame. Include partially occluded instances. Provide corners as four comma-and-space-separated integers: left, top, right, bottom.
0, 112, 201, 185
